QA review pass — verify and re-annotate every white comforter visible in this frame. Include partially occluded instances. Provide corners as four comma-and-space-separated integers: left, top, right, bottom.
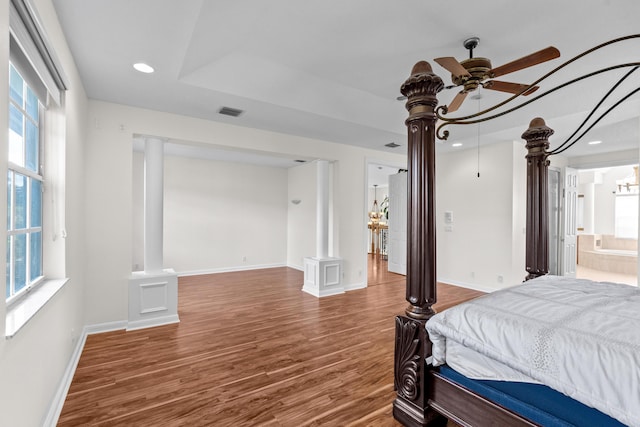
426, 275, 640, 426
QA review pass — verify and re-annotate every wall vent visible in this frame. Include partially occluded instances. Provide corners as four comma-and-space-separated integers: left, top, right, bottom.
385, 142, 400, 148
218, 106, 244, 117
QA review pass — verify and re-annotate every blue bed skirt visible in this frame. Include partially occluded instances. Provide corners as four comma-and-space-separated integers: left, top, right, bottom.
438, 365, 625, 427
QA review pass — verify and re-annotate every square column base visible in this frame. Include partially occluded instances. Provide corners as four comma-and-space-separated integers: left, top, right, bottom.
128, 269, 180, 330
302, 257, 343, 298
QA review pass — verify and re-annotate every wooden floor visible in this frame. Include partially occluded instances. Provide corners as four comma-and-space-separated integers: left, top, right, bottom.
58, 256, 483, 426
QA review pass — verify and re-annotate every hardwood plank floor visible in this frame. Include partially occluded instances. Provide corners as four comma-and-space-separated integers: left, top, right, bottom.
58, 260, 483, 426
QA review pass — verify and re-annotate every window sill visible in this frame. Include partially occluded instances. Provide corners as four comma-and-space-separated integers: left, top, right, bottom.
5, 278, 69, 338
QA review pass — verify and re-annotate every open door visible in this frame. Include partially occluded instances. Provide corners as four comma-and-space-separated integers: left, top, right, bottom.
388, 172, 407, 275
548, 168, 562, 275
562, 167, 578, 277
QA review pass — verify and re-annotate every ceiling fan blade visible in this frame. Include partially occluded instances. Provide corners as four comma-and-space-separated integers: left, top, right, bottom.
483, 80, 539, 96
447, 91, 468, 113
434, 57, 471, 78
489, 46, 560, 78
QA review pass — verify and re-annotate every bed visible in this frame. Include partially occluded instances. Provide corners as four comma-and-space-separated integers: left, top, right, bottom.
392, 61, 640, 427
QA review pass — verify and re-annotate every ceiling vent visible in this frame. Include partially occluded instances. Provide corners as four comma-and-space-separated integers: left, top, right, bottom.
218, 106, 244, 117
385, 142, 401, 148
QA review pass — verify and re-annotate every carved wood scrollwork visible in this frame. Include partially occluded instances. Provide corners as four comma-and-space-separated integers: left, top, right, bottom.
394, 316, 422, 401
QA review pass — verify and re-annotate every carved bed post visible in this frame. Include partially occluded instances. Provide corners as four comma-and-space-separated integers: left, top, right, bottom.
522, 117, 553, 281
393, 62, 446, 426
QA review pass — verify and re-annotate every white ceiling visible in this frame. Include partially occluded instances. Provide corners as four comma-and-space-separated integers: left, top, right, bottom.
52, 0, 640, 162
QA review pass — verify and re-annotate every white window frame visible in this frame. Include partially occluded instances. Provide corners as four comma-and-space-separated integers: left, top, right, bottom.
6, 62, 45, 305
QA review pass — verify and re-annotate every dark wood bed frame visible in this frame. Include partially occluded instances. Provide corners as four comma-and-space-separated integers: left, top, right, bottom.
393, 61, 553, 427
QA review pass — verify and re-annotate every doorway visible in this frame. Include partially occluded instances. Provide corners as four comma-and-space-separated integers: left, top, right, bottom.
574, 165, 638, 285
366, 162, 405, 286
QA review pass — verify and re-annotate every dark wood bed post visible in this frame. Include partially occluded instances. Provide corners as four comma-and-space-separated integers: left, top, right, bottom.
393, 61, 447, 427
522, 117, 553, 281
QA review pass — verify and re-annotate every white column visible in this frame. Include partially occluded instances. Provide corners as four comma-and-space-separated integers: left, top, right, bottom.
303, 159, 343, 298
129, 136, 178, 330
316, 160, 329, 258
144, 137, 164, 273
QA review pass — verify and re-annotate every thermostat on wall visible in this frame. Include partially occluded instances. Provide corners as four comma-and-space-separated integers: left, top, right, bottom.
444, 211, 453, 224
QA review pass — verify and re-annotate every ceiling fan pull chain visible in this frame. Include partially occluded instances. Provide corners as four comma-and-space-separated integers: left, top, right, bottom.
477, 90, 481, 178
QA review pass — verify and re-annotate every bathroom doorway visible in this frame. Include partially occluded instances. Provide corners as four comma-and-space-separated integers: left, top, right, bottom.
575, 165, 638, 286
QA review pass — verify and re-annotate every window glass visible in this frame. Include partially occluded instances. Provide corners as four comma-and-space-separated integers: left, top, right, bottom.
614, 195, 639, 239
7, 171, 11, 230
5, 236, 10, 299
25, 119, 38, 172
30, 231, 42, 281
14, 173, 27, 229
9, 103, 23, 166
9, 65, 23, 105
30, 179, 41, 227
26, 86, 38, 121
13, 233, 27, 294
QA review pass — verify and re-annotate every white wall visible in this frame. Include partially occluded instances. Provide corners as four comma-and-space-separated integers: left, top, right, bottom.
133, 153, 289, 273
0, 0, 89, 425
287, 161, 317, 269
437, 140, 528, 291
166, 155, 288, 273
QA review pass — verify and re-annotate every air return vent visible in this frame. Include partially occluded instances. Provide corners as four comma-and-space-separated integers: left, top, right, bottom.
385, 142, 400, 148
218, 106, 244, 117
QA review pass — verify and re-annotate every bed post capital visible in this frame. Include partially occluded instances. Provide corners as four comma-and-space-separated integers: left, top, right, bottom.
522, 117, 553, 154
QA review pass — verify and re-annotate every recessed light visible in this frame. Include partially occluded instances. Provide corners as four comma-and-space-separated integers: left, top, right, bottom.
385, 142, 400, 148
452, 143, 463, 147
133, 63, 154, 73
588, 140, 602, 145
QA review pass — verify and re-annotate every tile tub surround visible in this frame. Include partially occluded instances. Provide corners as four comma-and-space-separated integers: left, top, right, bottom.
578, 234, 638, 276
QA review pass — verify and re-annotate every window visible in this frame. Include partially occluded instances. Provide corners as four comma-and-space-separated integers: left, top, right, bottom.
615, 193, 639, 239
614, 166, 639, 239
6, 63, 43, 301
4, 0, 68, 336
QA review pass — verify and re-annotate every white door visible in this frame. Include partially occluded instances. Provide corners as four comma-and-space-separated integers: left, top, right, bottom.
562, 167, 578, 277
548, 168, 562, 275
388, 172, 407, 275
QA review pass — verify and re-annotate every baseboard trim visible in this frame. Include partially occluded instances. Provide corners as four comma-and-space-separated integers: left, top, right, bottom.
343, 281, 367, 292
301, 286, 345, 298
41, 327, 88, 426
84, 320, 128, 335
177, 263, 287, 277
437, 278, 496, 293
126, 314, 180, 331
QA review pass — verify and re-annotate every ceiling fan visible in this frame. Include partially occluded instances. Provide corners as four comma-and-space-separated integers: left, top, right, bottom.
408, 37, 560, 113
